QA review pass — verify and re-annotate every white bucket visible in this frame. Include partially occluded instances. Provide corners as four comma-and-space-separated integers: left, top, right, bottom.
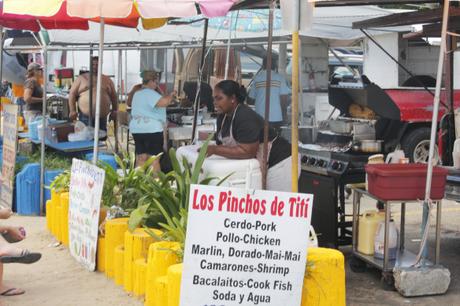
455, 109, 460, 139
453, 139, 460, 169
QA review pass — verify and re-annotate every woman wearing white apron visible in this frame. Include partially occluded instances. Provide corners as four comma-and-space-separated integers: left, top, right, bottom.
206, 80, 299, 192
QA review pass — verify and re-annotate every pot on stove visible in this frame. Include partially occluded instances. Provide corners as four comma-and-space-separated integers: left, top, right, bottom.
353, 140, 383, 153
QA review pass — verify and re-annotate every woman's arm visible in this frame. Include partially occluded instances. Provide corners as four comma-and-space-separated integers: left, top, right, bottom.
207, 142, 259, 159
156, 91, 177, 108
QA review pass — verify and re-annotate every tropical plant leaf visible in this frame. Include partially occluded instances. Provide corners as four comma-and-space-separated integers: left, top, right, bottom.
216, 172, 235, 186
191, 135, 213, 184
128, 204, 149, 232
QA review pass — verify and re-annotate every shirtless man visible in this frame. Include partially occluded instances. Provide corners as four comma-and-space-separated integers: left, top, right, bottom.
68, 56, 118, 131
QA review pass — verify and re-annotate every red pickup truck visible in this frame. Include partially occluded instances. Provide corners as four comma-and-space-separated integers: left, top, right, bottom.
329, 83, 456, 164
385, 88, 457, 163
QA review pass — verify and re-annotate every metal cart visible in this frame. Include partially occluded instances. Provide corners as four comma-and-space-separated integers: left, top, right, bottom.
350, 187, 442, 288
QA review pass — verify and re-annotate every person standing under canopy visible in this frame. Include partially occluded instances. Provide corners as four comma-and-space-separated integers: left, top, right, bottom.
129, 70, 176, 170
23, 63, 44, 117
68, 56, 118, 131
206, 80, 298, 192
248, 57, 290, 132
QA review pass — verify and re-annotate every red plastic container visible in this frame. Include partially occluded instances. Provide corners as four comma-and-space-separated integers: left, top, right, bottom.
365, 164, 448, 201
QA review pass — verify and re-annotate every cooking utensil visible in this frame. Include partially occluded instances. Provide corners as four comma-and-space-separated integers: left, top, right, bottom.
353, 122, 376, 141
329, 119, 354, 134
353, 140, 383, 153
281, 126, 317, 144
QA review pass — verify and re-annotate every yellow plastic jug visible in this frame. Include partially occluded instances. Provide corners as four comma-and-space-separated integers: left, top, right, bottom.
357, 210, 385, 255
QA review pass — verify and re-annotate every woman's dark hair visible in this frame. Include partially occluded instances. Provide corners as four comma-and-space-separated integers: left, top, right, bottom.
215, 80, 247, 104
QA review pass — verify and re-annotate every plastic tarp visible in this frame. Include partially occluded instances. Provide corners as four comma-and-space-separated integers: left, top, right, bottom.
46, 6, 411, 46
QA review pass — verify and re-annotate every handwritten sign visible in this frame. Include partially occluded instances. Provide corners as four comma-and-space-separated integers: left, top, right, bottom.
69, 159, 105, 271
0, 104, 18, 209
180, 185, 313, 306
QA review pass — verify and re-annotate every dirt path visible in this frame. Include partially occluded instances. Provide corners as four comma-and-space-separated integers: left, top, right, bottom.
1, 216, 142, 306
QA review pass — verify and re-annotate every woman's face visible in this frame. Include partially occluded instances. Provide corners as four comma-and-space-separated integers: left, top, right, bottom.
213, 87, 235, 114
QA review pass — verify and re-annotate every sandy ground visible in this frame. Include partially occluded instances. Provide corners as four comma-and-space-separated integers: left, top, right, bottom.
1, 199, 460, 306
0, 216, 142, 306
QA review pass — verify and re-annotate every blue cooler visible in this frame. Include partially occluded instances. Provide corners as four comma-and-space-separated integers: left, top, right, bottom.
16, 163, 40, 215
85, 153, 117, 170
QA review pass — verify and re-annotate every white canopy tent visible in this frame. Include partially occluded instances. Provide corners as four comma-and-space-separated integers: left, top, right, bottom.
46, 6, 411, 45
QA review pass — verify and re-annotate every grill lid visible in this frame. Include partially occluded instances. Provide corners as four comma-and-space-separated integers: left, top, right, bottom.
329, 78, 401, 120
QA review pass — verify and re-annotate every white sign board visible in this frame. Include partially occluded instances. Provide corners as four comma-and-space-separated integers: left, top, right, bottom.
69, 159, 105, 271
181, 185, 313, 306
0, 104, 18, 209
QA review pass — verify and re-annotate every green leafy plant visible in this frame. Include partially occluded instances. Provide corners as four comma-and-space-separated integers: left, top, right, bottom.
128, 138, 233, 261
16, 151, 72, 174
99, 151, 161, 210
49, 170, 71, 193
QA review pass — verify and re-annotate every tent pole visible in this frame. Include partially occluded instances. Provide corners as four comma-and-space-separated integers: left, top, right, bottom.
224, 13, 232, 80
39, 47, 48, 215
420, 0, 450, 262
262, 0, 275, 190
191, 18, 209, 143
89, 45, 93, 127
92, 18, 105, 164
164, 49, 168, 94
291, 0, 301, 193
115, 49, 122, 154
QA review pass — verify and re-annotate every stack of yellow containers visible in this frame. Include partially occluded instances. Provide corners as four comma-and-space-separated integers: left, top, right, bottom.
59, 193, 70, 246
54, 195, 63, 241
167, 264, 183, 306
301, 248, 346, 306
153, 276, 168, 306
97, 236, 106, 272
104, 218, 129, 279
114, 245, 125, 286
145, 242, 180, 306
123, 228, 160, 292
133, 258, 148, 297
46, 190, 60, 232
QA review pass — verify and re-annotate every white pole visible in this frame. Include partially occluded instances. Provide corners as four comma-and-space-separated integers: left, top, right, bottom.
224, 13, 233, 80
419, 0, 449, 261
124, 50, 128, 99
92, 18, 105, 164
39, 47, 48, 214
425, 0, 449, 201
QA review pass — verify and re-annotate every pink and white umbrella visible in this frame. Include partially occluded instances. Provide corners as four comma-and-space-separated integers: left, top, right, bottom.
4, 0, 237, 164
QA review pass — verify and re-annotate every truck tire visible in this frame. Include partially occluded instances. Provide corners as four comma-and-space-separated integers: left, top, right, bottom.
401, 127, 439, 163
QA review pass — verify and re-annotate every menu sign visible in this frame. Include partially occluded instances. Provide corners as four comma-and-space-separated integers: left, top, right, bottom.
180, 185, 313, 306
69, 159, 105, 271
0, 104, 18, 209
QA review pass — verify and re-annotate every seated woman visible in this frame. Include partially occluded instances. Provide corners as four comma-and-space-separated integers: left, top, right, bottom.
0, 208, 41, 297
206, 80, 298, 192
129, 70, 176, 170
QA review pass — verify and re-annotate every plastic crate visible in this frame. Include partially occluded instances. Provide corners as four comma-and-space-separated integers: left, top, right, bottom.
365, 164, 448, 201
16, 163, 40, 215
85, 153, 117, 170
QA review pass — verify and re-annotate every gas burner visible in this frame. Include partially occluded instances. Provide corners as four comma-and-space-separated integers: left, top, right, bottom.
300, 147, 373, 177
